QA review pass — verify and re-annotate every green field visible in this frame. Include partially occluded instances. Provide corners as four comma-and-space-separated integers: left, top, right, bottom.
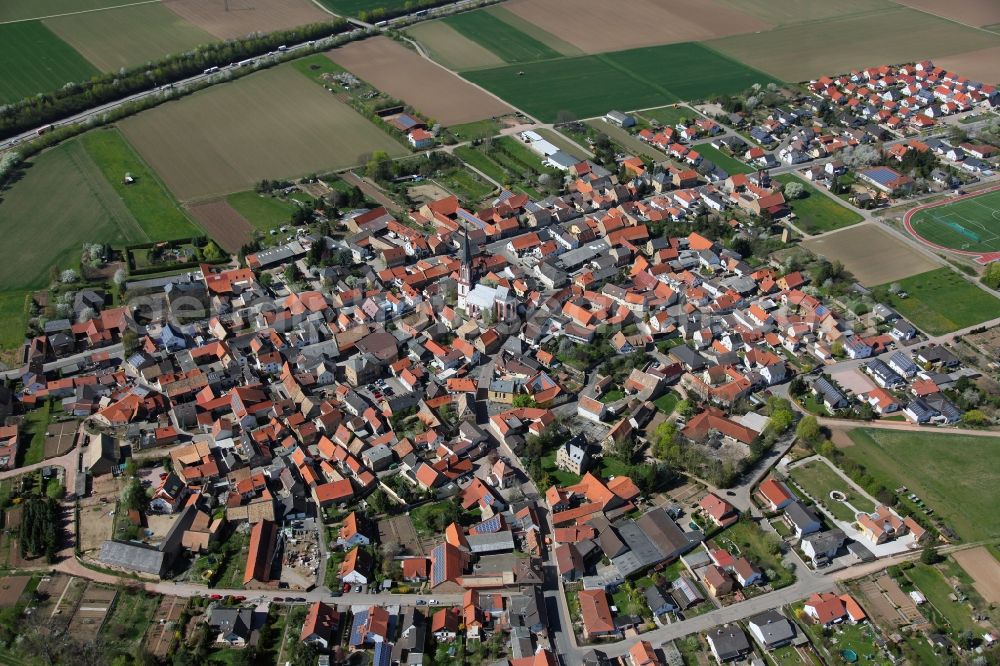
0, 139, 144, 291
226, 191, 298, 233
0, 0, 131, 22
454, 146, 509, 184
0, 292, 29, 352
313, 0, 408, 17
788, 460, 875, 522
907, 189, 1000, 254
463, 42, 780, 123
844, 428, 1000, 542
0, 21, 99, 104
905, 564, 980, 634
79, 129, 199, 240
878, 267, 1000, 335
44, 2, 212, 72
446, 119, 500, 142
20, 401, 52, 467
777, 175, 863, 234
637, 105, 704, 127
443, 9, 563, 63
694, 144, 754, 175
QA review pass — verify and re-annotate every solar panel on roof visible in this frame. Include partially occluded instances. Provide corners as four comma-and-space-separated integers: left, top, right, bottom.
374, 642, 392, 666
475, 515, 502, 533
349, 610, 369, 646
431, 544, 445, 585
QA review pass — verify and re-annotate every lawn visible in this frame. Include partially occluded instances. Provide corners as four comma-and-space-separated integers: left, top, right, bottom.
226, 191, 298, 233
0, 21, 98, 104
878, 267, 1000, 335
844, 428, 1000, 542
906, 188, 1000, 255
80, 129, 199, 240
447, 119, 500, 142
715, 519, 794, 588
597, 456, 633, 480
463, 42, 780, 123
453, 146, 510, 184
43, 2, 213, 72
0, 139, 143, 292
214, 529, 250, 589
637, 105, 703, 127
540, 452, 581, 488
788, 460, 875, 522
290, 52, 345, 85
19, 402, 52, 468
654, 391, 680, 416
439, 168, 495, 205
694, 144, 754, 175
777, 175, 863, 234
768, 644, 808, 666
600, 390, 625, 404
905, 563, 979, 635
443, 9, 563, 63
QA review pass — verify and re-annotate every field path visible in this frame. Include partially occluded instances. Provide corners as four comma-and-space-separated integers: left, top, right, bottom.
340, 171, 404, 215
0, 0, 160, 24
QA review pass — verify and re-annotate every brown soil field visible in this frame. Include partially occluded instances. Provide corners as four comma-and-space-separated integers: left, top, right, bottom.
119, 64, 406, 201
707, 6, 1000, 81
186, 200, 255, 253
894, 0, 1000, 28
409, 182, 453, 204
935, 46, 1000, 84
952, 547, 1000, 604
504, 0, 771, 53
78, 474, 120, 554
43, 420, 78, 459
145, 596, 186, 658
406, 21, 505, 71
68, 584, 116, 642
803, 223, 940, 286
0, 575, 30, 608
163, 0, 331, 41
328, 37, 514, 126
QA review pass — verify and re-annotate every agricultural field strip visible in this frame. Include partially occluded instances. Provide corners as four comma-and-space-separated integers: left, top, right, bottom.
442, 9, 564, 63
0, 0, 160, 23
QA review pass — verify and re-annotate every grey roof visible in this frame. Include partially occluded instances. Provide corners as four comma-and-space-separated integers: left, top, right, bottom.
612, 521, 662, 576
644, 585, 677, 613
708, 625, 751, 660
813, 376, 847, 407
802, 529, 846, 553
636, 507, 695, 559
784, 501, 821, 530
466, 531, 516, 553
208, 607, 254, 640
99, 540, 167, 576
748, 609, 796, 647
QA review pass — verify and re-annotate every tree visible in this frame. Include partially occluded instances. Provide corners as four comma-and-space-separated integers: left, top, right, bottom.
920, 545, 942, 565
796, 415, 821, 445
365, 150, 394, 183
60, 269, 79, 284
512, 394, 536, 408
284, 263, 302, 287
962, 409, 989, 426
121, 328, 139, 356
784, 181, 805, 200
367, 489, 389, 514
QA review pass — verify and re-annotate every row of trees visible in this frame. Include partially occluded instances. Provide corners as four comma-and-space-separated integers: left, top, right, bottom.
21, 497, 60, 562
0, 21, 350, 140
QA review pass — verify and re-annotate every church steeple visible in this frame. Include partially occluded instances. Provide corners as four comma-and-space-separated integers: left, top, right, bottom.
457, 225, 474, 310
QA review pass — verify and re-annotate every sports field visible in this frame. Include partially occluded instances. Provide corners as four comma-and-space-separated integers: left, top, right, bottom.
118, 64, 406, 201
878, 267, 1000, 334
442, 8, 566, 63
463, 42, 780, 123
905, 188, 1000, 258
802, 224, 939, 286
79, 129, 199, 240
327, 37, 513, 126
706, 6, 1000, 81
0, 21, 99, 104
0, 139, 144, 291
777, 175, 863, 234
845, 428, 1000, 542
44, 3, 213, 72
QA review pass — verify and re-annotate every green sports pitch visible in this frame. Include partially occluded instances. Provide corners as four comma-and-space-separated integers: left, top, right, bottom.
905, 188, 1000, 255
